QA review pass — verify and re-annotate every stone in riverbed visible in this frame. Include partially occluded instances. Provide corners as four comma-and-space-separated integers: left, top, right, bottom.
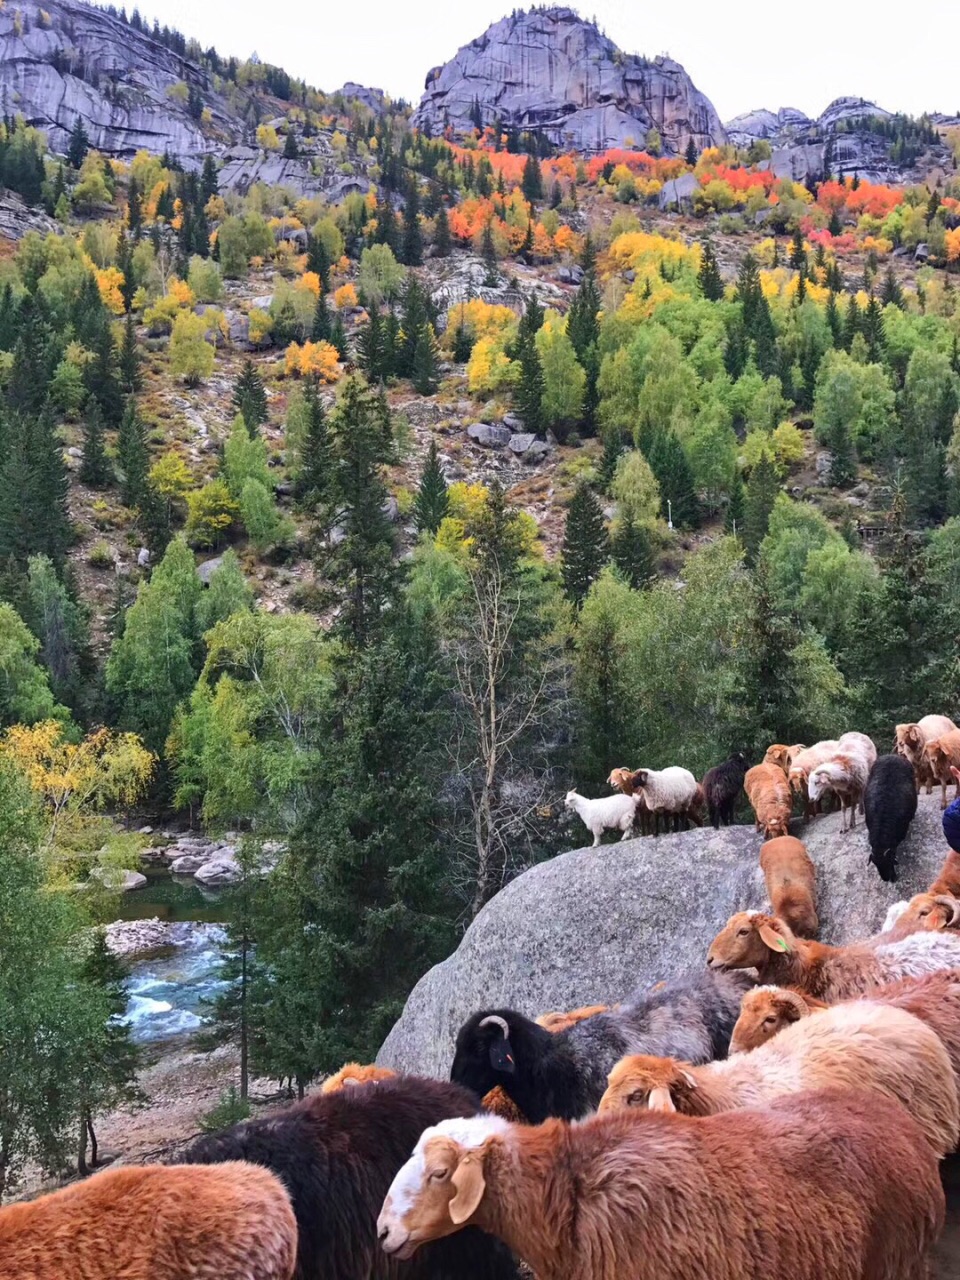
104, 917, 171, 959
90, 867, 147, 892
170, 854, 208, 875
194, 857, 241, 886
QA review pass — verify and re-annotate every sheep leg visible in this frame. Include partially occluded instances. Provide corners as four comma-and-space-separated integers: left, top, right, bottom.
942, 779, 949, 810
848, 796, 856, 829
592, 832, 601, 848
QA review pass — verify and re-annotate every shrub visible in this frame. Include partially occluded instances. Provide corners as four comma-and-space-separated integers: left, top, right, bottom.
87, 540, 115, 569
185, 479, 238, 547
199, 1087, 251, 1133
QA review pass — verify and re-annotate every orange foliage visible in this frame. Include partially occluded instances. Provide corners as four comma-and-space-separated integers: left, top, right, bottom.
946, 227, 960, 263
284, 340, 340, 382
95, 267, 125, 315
817, 178, 904, 220
297, 271, 322, 298
333, 282, 358, 309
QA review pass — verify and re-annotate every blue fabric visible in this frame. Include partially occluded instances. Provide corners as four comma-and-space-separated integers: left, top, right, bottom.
943, 796, 960, 851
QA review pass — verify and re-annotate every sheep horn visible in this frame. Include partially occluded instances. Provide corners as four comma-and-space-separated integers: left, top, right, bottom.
478, 1015, 510, 1038
933, 895, 960, 927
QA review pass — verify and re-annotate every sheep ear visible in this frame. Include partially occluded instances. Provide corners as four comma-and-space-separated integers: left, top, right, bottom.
648, 1086, 676, 1113
449, 1156, 486, 1225
488, 1037, 516, 1076
758, 923, 791, 953
680, 1070, 698, 1089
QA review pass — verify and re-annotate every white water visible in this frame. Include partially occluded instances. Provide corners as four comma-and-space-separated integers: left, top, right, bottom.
122, 922, 229, 1043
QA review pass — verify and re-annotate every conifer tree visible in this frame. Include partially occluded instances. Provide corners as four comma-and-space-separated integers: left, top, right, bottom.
401, 180, 423, 266
827, 413, 857, 488
357, 305, 386, 382
697, 240, 724, 301
843, 295, 861, 350
742, 450, 780, 562
413, 439, 449, 535
881, 267, 904, 309
789, 226, 806, 270
725, 469, 745, 535
751, 295, 780, 378
549, 179, 563, 209
452, 321, 473, 363
645, 429, 699, 528
372, 190, 399, 254
611, 513, 655, 590
85, 325, 124, 426
825, 290, 843, 347
736, 252, 763, 329
200, 154, 219, 202
306, 234, 331, 293
411, 323, 440, 396
580, 233, 597, 275
521, 153, 544, 203
116, 399, 149, 507
294, 381, 332, 516
67, 117, 89, 169
561, 482, 609, 606
232, 360, 268, 435
598, 430, 623, 492
329, 314, 348, 361
863, 295, 886, 361
566, 272, 600, 362
685, 136, 698, 167
396, 277, 430, 379
481, 219, 498, 285
433, 204, 451, 257
282, 129, 299, 159
79, 400, 111, 489
723, 318, 749, 380
116, 231, 135, 312
126, 174, 142, 238
515, 337, 544, 434
119, 312, 142, 393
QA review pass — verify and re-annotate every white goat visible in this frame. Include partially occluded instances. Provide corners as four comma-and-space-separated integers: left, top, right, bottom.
564, 791, 639, 847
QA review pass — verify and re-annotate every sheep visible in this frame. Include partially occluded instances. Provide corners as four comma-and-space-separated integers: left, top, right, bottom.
930, 848, 960, 897
863, 753, 918, 882
449, 968, 753, 1124
784, 740, 839, 818
597, 999, 959, 1156
879, 893, 960, 942
922, 729, 960, 809
376, 1090, 945, 1280
606, 767, 653, 835
701, 752, 748, 827
896, 714, 958, 792
535, 1004, 611, 1032
564, 790, 639, 847
730, 972, 960, 1069
762, 742, 802, 772
707, 909, 960, 1002
0, 1162, 297, 1280
759, 835, 818, 938
807, 752, 870, 831
626, 766, 701, 832
321, 1062, 397, 1092
184, 1075, 520, 1280
743, 760, 791, 839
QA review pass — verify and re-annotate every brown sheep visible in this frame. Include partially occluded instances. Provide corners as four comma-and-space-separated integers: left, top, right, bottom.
597, 999, 959, 1156
536, 1004, 611, 1032
880, 893, 960, 942
0, 1162, 297, 1280
707, 909, 960, 1001
606, 767, 653, 835
377, 1093, 945, 1280
729, 972, 960, 1100
744, 761, 791, 839
896, 714, 958, 793
759, 836, 818, 938
762, 743, 796, 772
930, 847, 960, 897
321, 1063, 397, 1092
922, 730, 960, 809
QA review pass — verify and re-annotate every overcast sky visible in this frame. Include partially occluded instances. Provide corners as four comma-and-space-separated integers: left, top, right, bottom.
131, 0, 959, 124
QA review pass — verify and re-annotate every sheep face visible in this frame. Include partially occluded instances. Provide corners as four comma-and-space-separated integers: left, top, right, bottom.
895, 724, 923, 759
563, 790, 578, 811
607, 768, 633, 794
450, 1012, 519, 1099
598, 1055, 696, 1115
378, 1117, 506, 1258
729, 987, 811, 1054
763, 744, 792, 771
707, 912, 793, 971
896, 893, 960, 934
806, 766, 832, 803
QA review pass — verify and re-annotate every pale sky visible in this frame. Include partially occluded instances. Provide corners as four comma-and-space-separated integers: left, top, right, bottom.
131, 0, 960, 124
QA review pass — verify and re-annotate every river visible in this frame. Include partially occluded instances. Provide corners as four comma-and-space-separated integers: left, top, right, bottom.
115, 870, 234, 1045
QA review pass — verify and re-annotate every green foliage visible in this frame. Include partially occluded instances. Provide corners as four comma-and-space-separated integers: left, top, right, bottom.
358, 243, 406, 306
199, 1087, 251, 1133
169, 311, 215, 385
0, 602, 68, 729
79, 399, 111, 488
187, 255, 222, 303
240, 478, 294, 553
185, 479, 239, 548
232, 359, 268, 434
561, 482, 609, 606
116, 399, 149, 507
537, 318, 585, 429
223, 415, 271, 497
195, 548, 254, 636
413, 439, 449, 536
24, 554, 89, 712
742, 450, 780, 563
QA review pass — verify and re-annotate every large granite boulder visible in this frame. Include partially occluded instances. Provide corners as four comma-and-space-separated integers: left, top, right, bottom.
415, 7, 725, 156
378, 792, 950, 1077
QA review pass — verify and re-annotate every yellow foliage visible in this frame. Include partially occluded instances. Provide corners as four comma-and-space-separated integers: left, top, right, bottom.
862, 235, 893, 258
96, 266, 125, 315
169, 277, 195, 307
205, 194, 227, 222
248, 307, 275, 345
149, 451, 192, 500
284, 340, 341, 382
1, 720, 154, 842
297, 271, 322, 298
333, 282, 358, 309
947, 227, 960, 263
257, 124, 281, 151
443, 298, 518, 351
467, 336, 518, 393
448, 482, 490, 525
607, 230, 698, 279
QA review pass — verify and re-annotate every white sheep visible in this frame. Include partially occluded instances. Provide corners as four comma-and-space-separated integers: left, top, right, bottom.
629, 767, 699, 828
564, 790, 639, 847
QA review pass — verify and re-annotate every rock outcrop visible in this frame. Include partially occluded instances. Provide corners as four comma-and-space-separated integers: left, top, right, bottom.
379, 792, 951, 1077
0, 0, 238, 160
415, 7, 725, 156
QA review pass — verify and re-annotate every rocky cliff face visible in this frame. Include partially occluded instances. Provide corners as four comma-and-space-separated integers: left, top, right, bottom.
414, 7, 725, 156
0, 0, 239, 160
379, 792, 951, 1078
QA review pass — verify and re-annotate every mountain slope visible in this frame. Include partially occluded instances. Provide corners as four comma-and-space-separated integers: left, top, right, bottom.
415, 6, 725, 156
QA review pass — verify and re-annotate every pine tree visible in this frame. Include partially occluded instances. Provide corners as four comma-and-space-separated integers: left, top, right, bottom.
825, 290, 842, 347
827, 412, 857, 488
598, 430, 623, 492
697, 240, 724, 301
611, 514, 655, 590
881, 267, 904, 309
561, 482, 609, 606
282, 129, 299, 159
85, 324, 124, 426
481, 219, 498, 285
566, 272, 600, 361
789, 225, 806, 270
357, 305, 386, 382
116, 399, 149, 507
115, 231, 135, 312
330, 314, 348, 361
549, 179, 563, 209
413, 439, 449, 535
294, 382, 331, 515
515, 338, 544, 434
751, 295, 780, 378
521, 154, 544, 203
433, 204, 451, 257
372, 189, 399, 254
725, 470, 745, 535
200, 154, 219, 201
119, 312, 142, 393
232, 360, 268, 435
306, 234, 331, 293
401, 180, 423, 266
843, 295, 861, 350
723, 319, 749, 380
645, 430, 699, 529
736, 252, 763, 330
863, 295, 886, 361
452, 321, 473, 363
67, 117, 89, 169
396, 276, 431, 379
79, 400, 111, 488
411, 323, 440, 396
742, 450, 780, 563
685, 136, 698, 167
126, 174, 142, 238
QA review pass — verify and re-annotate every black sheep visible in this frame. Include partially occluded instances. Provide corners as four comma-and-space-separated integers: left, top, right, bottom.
183, 1075, 520, 1280
450, 968, 753, 1123
864, 753, 918, 883
702, 752, 749, 827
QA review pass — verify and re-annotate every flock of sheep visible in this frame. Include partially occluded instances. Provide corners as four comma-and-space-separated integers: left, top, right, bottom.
6, 716, 960, 1279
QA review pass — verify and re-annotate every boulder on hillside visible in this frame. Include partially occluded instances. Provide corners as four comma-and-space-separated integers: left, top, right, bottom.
378, 792, 950, 1077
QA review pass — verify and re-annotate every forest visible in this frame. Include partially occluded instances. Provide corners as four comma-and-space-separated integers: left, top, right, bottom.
1, 79, 960, 1198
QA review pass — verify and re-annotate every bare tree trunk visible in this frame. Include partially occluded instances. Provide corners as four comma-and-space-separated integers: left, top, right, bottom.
239, 935, 249, 1101
77, 1111, 88, 1177
87, 1114, 98, 1169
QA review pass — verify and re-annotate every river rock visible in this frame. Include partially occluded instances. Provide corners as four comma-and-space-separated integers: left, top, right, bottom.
415, 8, 725, 156
194, 856, 241, 886
104, 917, 171, 959
90, 866, 147, 892
467, 423, 511, 448
170, 853, 207, 874
378, 792, 950, 1077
